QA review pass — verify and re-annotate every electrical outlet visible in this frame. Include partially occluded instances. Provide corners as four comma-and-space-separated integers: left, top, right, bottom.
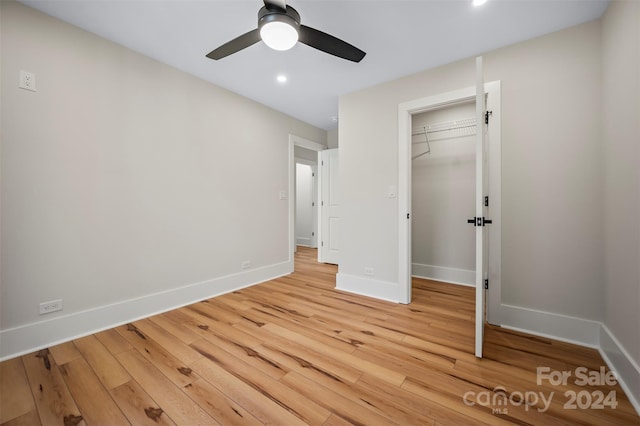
241, 260, 251, 270
19, 70, 36, 92
364, 267, 374, 276
39, 299, 63, 315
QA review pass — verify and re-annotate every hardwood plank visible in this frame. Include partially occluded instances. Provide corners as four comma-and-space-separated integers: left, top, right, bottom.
109, 380, 176, 426
115, 323, 197, 388
132, 318, 203, 365
281, 371, 396, 426
73, 335, 131, 390
401, 376, 515, 426
148, 312, 204, 345
262, 322, 406, 386
0, 409, 41, 426
0, 358, 35, 424
190, 338, 331, 424
95, 328, 133, 355
181, 378, 262, 426
48, 342, 82, 366
189, 354, 307, 425
21, 349, 85, 426
116, 349, 216, 425
355, 373, 480, 426
58, 357, 130, 425
236, 324, 363, 384
241, 305, 361, 354
189, 325, 287, 381
109, 380, 175, 426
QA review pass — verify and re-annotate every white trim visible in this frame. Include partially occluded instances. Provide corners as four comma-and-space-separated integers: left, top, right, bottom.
294, 157, 317, 167
499, 304, 601, 347
398, 81, 502, 312
412, 263, 475, 286
0, 261, 291, 361
599, 324, 640, 415
498, 308, 640, 416
296, 237, 312, 246
335, 273, 400, 303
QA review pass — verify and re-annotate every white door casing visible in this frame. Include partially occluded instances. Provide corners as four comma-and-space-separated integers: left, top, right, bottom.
397, 71, 502, 357
289, 135, 325, 267
320, 148, 340, 264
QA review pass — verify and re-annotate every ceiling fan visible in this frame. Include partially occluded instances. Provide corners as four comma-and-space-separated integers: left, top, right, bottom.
206, 0, 366, 63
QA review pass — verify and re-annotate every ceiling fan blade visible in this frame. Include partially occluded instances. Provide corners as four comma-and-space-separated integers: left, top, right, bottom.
264, 0, 286, 12
298, 25, 366, 63
206, 28, 261, 60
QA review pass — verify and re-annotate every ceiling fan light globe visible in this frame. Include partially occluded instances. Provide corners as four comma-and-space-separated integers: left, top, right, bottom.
260, 21, 298, 51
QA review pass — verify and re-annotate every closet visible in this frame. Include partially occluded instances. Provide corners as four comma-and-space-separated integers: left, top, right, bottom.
411, 101, 477, 286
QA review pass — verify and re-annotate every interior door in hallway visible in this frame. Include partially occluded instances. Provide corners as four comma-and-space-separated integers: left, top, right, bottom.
320, 148, 340, 264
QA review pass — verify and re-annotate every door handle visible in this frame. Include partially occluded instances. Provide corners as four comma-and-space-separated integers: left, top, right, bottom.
467, 217, 481, 226
468, 217, 492, 226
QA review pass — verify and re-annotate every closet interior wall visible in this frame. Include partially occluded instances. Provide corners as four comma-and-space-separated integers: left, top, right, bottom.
411, 101, 476, 286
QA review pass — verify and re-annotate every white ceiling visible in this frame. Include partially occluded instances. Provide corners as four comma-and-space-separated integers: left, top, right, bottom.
20, 0, 609, 130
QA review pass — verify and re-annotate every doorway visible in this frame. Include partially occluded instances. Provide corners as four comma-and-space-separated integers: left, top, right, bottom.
295, 160, 318, 249
398, 78, 502, 357
288, 134, 325, 269
411, 101, 476, 287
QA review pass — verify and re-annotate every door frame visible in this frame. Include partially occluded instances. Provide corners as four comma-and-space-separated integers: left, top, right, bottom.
289, 134, 325, 267
397, 81, 502, 325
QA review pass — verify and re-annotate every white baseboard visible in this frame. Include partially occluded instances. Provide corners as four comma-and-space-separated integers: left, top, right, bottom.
498, 305, 640, 415
598, 324, 640, 415
412, 263, 475, 286
296, 237, 312, 246
0, 261, 293, 361
335, 273, 400, 303
498, 303, 601, 348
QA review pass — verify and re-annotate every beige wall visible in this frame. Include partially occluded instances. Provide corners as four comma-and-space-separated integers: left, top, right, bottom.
339, 20, 603, 318
0, 1, 325, 339
327, 128, 339, 149
411, 103, 475, 282
602, 0, 640, 373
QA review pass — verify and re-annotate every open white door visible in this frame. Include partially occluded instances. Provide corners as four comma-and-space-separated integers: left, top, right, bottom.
474, 57, 488, 358
320, 148, 340, 264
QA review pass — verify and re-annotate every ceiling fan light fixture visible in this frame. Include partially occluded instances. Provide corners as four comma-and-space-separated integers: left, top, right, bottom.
260, 20, 299, 51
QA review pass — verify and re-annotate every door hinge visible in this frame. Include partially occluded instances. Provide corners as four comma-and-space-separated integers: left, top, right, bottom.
312, 232, 315, 236
484, 196, 489, 207
321, 201, 324, 206
321, 160, 324, 166
485, 110, 493, 124
321, 241, 324, 247
312, 202, 315, 207
484, 279, 489, 289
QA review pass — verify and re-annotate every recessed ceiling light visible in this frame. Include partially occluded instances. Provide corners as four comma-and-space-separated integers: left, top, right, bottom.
277, 74, 288, 83
473, 0, 488, 6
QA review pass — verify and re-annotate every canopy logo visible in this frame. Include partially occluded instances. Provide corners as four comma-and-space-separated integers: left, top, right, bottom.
462, 366, 618, 415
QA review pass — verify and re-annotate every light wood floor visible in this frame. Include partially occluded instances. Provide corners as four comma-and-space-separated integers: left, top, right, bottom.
1, 246, 638, 425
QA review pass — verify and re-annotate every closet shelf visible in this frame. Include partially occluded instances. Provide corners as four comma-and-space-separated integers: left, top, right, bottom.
412, 116, 477, 160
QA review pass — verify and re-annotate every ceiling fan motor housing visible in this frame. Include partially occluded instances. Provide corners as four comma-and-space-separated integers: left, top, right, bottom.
258, 5, 301, 31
